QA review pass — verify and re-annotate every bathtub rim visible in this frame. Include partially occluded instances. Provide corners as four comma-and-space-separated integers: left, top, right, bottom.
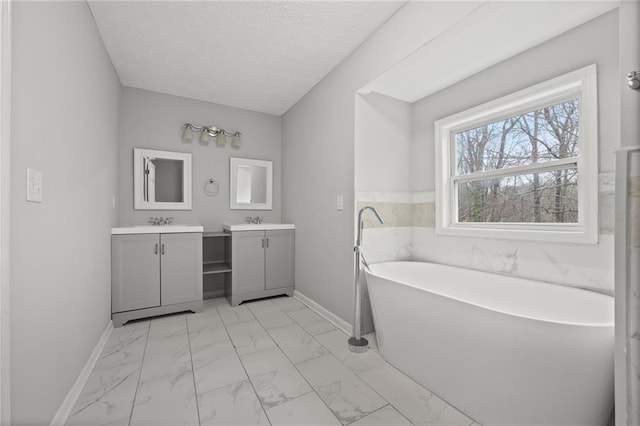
365, 260, 614, 328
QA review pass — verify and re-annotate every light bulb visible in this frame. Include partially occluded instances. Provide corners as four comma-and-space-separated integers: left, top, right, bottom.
216, 132, 227, 146
231, 133, 241, 148
182, 125, 194, 143
200, 128, 211, 144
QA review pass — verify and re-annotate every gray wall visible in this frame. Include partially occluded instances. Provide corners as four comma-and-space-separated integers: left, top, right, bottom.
412, 10, 619, 191
282, 2, 466, 324
409, 11, 619, 292
118, 87, 282, 230
10, 1, 121, 423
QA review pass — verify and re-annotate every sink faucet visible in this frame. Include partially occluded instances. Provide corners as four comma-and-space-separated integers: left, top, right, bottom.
244, 216, 264, 224
148, 217, 174, 226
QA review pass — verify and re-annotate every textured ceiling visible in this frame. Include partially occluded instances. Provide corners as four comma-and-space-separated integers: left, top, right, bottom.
88, 1, 406, 115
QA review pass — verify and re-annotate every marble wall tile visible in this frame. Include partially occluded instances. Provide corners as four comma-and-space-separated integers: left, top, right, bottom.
357, 202, 413, 228
360, 227, 412, 263
412, 202, 435, 228
629, 246, 640, 425
629, 176, 640, 247
356, 191, 413, 203
198, 380, 268, 426
412, 227, 615, 292
296, 354, 386, 425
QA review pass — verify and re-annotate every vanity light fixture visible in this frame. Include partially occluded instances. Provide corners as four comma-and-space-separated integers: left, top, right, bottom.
181, 123, 241, 148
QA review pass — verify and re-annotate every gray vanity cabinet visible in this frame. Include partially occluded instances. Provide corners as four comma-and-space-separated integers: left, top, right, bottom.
160, 233, 203, 305
111, 234, 160, 312
229, 229, 294, 306
265, 230, 295, 290
111, 231, 203, 327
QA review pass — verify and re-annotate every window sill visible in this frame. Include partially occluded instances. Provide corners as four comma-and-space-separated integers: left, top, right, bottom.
435, 223, 598, 244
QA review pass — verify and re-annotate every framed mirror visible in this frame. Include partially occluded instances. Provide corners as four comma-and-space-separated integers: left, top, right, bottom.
230, 157, 273, 210
133, 148, 192, 210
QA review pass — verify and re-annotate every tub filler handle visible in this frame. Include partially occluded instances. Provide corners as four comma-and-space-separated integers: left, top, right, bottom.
349, 206, 384, 353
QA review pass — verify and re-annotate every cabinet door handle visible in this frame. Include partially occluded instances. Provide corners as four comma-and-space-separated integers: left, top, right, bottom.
261, 238, 265, 248
265, 238, 269, 248
161, 243, 165, 255
154, 243, 158, 255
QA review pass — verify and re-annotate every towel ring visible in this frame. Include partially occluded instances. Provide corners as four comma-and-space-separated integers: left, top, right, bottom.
204, 178, 219, 196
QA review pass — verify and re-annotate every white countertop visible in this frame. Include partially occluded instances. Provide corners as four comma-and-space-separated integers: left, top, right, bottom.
112, 225, 204, 235
223, 223, 295, 232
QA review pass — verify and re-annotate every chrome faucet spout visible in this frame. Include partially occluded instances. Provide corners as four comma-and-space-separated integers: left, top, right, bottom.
349, 205, 385, 353
356, 206, 384, 247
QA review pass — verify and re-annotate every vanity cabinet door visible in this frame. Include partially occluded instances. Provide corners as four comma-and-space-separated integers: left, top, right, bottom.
265, 230, 295, 290
112, 234, 160, 313
232, 231, 266, 294
160, 233, 203, 306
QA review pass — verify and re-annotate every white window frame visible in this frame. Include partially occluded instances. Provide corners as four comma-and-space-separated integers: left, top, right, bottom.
434, 64, 598, 244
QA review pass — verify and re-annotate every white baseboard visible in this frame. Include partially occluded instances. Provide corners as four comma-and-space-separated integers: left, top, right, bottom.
293, 290, 352, 335
50, 320, 113, 426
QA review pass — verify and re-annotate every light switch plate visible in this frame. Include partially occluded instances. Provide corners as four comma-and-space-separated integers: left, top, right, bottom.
26, 168, 43, 203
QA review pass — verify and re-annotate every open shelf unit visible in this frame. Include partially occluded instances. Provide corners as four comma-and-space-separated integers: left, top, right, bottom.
202, 232, 231, 299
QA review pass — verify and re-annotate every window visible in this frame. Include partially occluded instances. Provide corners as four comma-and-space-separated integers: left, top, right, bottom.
434, 65, 598, 243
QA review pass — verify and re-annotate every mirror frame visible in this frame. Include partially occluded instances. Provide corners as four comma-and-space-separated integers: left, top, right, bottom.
133, 148, 192, 210
229, 157, 273, 210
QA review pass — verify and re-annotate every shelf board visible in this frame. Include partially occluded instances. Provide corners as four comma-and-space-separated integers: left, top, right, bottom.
203, 263, 232, 275
203, 232, 230, 238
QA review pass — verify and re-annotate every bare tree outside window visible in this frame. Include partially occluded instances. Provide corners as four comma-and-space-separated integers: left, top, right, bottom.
454, 99, 580, 224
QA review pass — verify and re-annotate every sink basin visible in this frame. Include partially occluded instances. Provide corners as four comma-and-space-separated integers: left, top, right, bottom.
223, 223, 295, 232
112, 225, 204, 234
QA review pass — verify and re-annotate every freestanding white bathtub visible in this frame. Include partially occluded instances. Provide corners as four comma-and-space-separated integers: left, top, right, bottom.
365, 261, 614, 426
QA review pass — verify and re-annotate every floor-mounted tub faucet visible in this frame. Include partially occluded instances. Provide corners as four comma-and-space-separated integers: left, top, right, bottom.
349, 206, 384, 353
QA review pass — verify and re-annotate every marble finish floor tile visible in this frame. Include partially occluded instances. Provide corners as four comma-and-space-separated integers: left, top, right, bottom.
216, 302, 255, 326
272, 295, 307, 312
248, 302, 295, 330
139, 333, 191, 382
198, 380, 269, 425
360, 363, 475, 426
265, 391, 341, 425
71, 298, 480, 426
349, 405, 413, 426
287, 308, 336, 335
314, 329, 385, 374
192, 339, 247, 394
130, 367, 199, 426
296, 354, 386, 424
67, 362, 141, 426
187, 310, 229, 349
226, 319, 277, 356
94, 325, 148, 371
241, 347, 312, 408
267, 323, 328, 363
147, 314, 188, 341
